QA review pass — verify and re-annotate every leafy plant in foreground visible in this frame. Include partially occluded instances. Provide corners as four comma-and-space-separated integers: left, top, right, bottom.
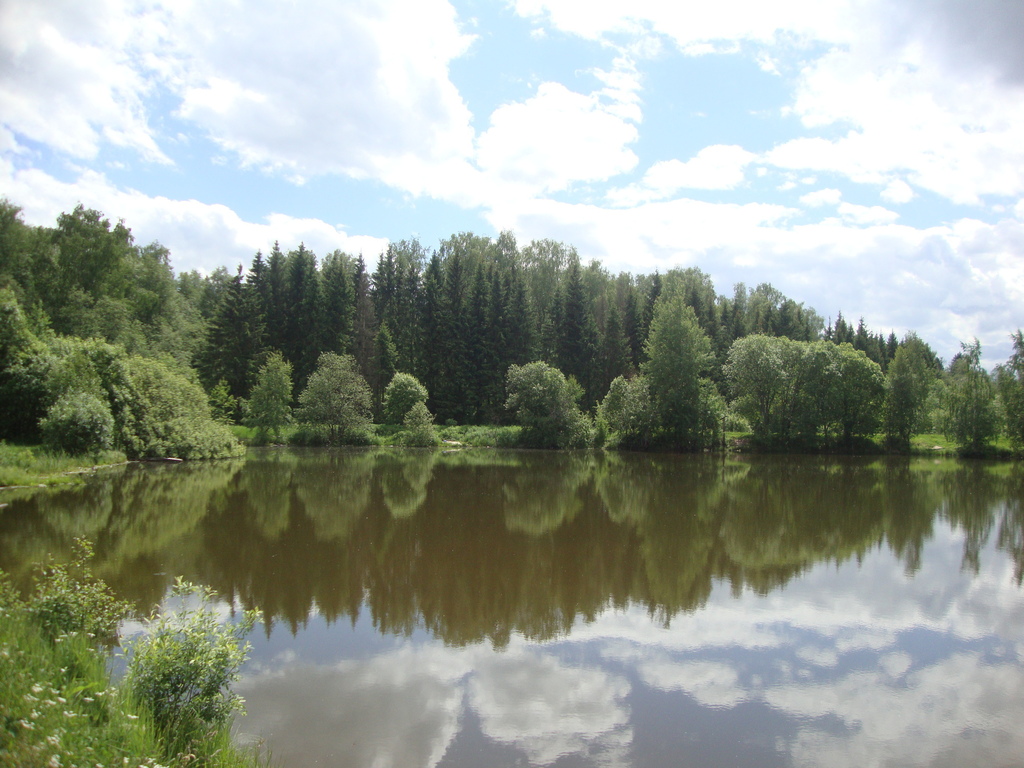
30, 538, 129, 643
124, 580, 260, 758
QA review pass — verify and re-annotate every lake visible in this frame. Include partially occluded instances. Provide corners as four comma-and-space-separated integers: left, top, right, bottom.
1, 448, 1023, 767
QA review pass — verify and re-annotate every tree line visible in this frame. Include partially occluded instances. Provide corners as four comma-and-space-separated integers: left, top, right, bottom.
1, 199, 1022, 455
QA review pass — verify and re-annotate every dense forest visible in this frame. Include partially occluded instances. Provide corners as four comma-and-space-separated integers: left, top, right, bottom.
1, 199, 1022, 456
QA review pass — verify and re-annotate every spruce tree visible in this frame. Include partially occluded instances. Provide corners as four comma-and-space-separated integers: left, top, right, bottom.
197, 268, 266, 404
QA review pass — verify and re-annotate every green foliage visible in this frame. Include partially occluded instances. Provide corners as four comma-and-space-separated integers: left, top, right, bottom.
642, 296, 722, 450
725, 335, 883, 448
29, 539, 129, 642
383, 372, 429, 424
0, 557, 264, 768
402, 401, 440, 446
820, 342, 884, 444
208, 379, 238, 424
883, 334, 937, 448
6, 199, 1024, 459
436, 424, 522, 447
125, 580, 260, 758
40, 391, 115, 456
295, 352, 372, 444
598, 375, 654, 449
116, 355, 243, 460
996, 330, 1024, 453
943, 339, 998, 453
505, 361, 592, 448
0, 441, 125, 487
0, 287, 53, 441
243, 352, 293, 441
724, 334, 796, 442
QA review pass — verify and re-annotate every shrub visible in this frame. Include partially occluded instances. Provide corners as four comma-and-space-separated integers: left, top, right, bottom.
598, 375, 654, 449
124, 580, 260, 758
403, 401, 440, 446
116, 355, 243, 459
383, 372, 429, 425
30, 539, 129, 643
40, 391, 115, 456
505, 362, 592, 449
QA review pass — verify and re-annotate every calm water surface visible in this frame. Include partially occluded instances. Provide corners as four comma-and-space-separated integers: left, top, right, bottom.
2, 448, 1024, 767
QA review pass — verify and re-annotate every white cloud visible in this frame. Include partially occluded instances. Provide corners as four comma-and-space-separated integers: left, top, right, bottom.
772, 19, 1024, 205
765, 654, 1024, 768
608, 144, 757, 206
0, 0, 169, 163
475, 81, 639, 195
238, 645, 467, 768
488, 196, 1024, 364
636, 658, 747, 708
881, 178, 915, 204
170, 0, 476, 184
470, 650, 632, 765
512, 1, 1024, 208
837, 201, 899, 226
0, 0, 477, 189
800, 188, 842, 207
511, 0, 855, 49
2, 165, 387, 273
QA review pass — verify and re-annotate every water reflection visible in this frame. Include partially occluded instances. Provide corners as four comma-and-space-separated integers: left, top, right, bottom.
2, 449, 1024, 766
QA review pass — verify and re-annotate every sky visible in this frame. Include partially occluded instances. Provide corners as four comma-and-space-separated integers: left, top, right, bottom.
1, 0, 1023, 365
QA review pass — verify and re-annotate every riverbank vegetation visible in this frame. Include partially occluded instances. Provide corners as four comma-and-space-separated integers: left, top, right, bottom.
1, 198, 1022, 459
0, 542, 263, 768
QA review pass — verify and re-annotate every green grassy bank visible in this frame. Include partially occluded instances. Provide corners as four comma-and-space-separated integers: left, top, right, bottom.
0, 442, 128, 488
0, 550, 266, 768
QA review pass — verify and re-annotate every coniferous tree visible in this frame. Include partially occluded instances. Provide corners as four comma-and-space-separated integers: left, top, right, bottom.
599, 301, 631, 396
321, 250, 355, 355
481, 266, 510, 423
622, 285, 642, 371
640, 273, 662, 353
264, 242, 288, 353
374, 323, 398, 416
197, 267, 265, 405
558, 258, 600, 406
391, 249, 423, 373
284, 243, 322, 388
418, 254, 445, 414
434, 250, 470, 422
351, 255, 378, 389
503, 262, 533, 369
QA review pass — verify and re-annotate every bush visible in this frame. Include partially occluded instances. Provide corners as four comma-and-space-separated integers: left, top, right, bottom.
505, 362, 592, 449
30, 539, 129, 643
403, 401, 440, 446
116, 355, 243, 459
598, 375, 654, 449
383, 372, 429, 425
125, 580, 260, 758
40, 391, 115, 456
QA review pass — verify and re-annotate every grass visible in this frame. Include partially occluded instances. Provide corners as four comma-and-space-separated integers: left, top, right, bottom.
725, 430, 1018, 458
231, 422, 525, 449
229, 421, 1021, 458
0, 442, 127, 488
0, 589, 266, 768
437, 424, 522, 447
0, 558, 268, 768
